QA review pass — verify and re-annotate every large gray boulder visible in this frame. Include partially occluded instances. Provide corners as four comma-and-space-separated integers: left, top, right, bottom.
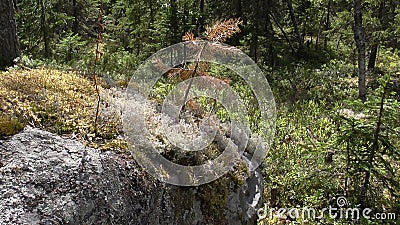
0, 128, 263, 225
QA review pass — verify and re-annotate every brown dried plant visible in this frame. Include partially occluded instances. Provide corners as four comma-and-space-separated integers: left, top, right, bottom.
175, 18, 242, 115
182, 18, 242, 43
206, 18, 242, 42
182, 32, 196, 41
168, 18, 242, 81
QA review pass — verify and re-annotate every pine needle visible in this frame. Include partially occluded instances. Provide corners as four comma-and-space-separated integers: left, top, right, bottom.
206, 18, 242, 42
182, 32, 196, 41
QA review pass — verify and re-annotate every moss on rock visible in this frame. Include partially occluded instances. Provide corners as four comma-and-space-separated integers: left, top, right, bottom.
0, 115, 23, 137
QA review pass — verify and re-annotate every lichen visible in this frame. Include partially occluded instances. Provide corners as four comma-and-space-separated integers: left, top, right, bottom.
0, 68, 124, 150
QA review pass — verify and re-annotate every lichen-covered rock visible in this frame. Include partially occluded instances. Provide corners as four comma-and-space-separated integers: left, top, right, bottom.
0, 127, 263, 225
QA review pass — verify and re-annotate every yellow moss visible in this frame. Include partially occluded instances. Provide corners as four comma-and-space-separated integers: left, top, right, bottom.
229, 160, 250, 187
99, 139, 128, 151
115, 79, 129, 87
0, 68, 122, 149
0, 115, 24, 137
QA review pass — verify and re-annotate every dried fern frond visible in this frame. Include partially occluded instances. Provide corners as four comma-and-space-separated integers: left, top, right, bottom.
206, 18, 243, 42
182, 32, 196, 41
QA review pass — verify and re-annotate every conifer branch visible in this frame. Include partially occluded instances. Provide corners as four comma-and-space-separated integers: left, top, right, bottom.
182, 32, 196, 41
206, 18, 242, 42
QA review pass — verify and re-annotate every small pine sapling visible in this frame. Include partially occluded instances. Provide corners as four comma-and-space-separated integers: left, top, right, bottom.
166, 18, 243, 118
93, 2, 104, 132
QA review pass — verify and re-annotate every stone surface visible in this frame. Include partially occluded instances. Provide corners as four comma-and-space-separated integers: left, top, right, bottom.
0, 127, 263, 225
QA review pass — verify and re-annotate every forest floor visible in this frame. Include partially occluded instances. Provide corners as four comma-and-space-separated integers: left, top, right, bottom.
1, 67, 399, 225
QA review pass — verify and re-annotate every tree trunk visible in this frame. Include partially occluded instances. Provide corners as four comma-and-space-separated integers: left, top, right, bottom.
368, 44, 378, 70
39, 0, 50, 58
0, 0, 20, 69
315, 14, 324, 50
12, 0, 18, 10
182, 0, 187, 32
197, 0, 204, 36
250, 0, 260, 62
230, 0, 243, 46
234, 0, 243, 19
271, 9, 296, 54
368, 1, 385, 71
170, 0, 179, 44
284, 0, 304, 52
324, 0, 331, 49
353, 0, 367, 102
249, 34, 258, 62
264, 0, 275, 67
149, 0, 154, 24
72, 0, 78, 34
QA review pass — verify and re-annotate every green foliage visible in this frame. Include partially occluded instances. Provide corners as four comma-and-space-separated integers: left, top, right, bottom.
262, 100, 339, 208
336, 73, 400, 210
376, 48, 400, 74
16, 0, 97, 67
55, 32, 88, 63
99, 49, 141, 80
259, 64, 399, 224
268, 60, 356, 106
9, 0, 400, 224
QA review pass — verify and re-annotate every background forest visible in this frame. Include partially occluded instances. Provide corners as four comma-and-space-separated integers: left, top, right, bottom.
1, 0, 400, 224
